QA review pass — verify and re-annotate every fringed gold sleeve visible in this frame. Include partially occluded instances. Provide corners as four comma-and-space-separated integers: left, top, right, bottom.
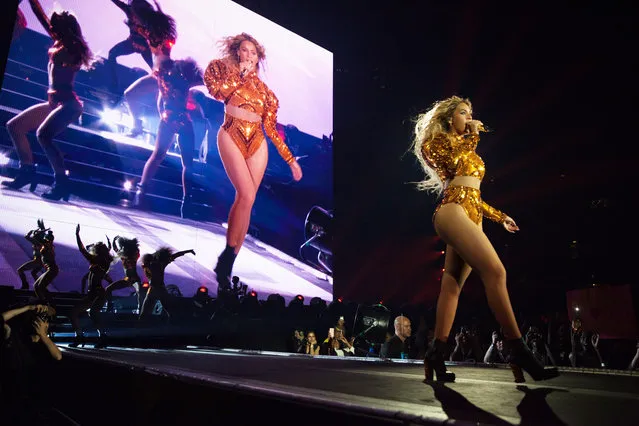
263, 87, 294, 164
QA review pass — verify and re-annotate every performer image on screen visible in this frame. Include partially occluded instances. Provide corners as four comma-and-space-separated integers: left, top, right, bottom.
203, 33, 303, 290
139, 247, 195, 321
106, 0, 155, 100
412, 96, 559, 383
1, 0, 93, 201
130, 3, 203, 217
13, 0, 28, 40
69, 225, 114, 348
121, 0, 176, 138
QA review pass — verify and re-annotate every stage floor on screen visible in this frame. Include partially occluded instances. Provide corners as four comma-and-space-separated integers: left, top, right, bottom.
0, 181, 332, 302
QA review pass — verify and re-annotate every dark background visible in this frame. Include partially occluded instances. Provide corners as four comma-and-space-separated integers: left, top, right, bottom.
2, 1, 637, 315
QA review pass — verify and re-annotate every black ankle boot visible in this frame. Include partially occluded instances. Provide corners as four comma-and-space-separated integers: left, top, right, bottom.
94, 330, 108, 349
504, 338, 559, 383
42, 173, 71, 201
127, 119, 144, 138
20, 276, 29, 290
424, 339, 456, 382
181, 194, 195, 219
214, 245, 236, 291
1, 164, 37, 191
134, 183, 149, 209
68, 332, 85, 348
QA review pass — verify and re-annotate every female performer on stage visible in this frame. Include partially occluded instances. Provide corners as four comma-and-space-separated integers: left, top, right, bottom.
412, 96, 558, 383
139, 247, 195, 321
1, 0, 93, 201
104, 235, 144, 312
17, 220, 47, 290
29, 220, 57, 306
203, 33, 303, 288
69, 225, 114, 348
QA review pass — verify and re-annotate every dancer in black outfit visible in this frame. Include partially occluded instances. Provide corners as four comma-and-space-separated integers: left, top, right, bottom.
29, 220, 58, 307
105, 236, 145, 312
139, 247, 195, 321
17, 220, 48, 290
69, 225, 114, 348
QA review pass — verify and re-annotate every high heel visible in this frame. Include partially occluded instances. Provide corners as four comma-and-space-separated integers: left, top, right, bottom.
505, 338, 559, 383
94, 330, 108, 349
134, 183, 150, 209
1, 164, 37, 191
41, 173, 71, 201
126, 119, 144, 138
214, 245, 236, 294
180, 194, 195, 219
68, 333, 85, 348
424, 339, 456, 382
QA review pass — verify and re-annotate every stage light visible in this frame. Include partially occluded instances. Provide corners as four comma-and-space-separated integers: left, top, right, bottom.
123, 180, 132, 191
64, 170, 70, 176
142, 282, 149, 289
296, 294, 304, 302
300, 206, 333, 274
289, 295, 304, 308
101, 108, 122, 126
265, 293, 286, 312
441, 250, 445, 255
198, 286, 208, 294
249, 290, 257, 298
337, 297, 343, 303
309, 297, 326, 309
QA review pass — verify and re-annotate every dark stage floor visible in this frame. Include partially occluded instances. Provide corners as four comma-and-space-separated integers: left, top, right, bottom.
60, 345, 639, 426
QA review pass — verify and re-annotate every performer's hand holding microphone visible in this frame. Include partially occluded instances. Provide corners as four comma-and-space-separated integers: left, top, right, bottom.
466, 120, 491, 134
239, 59, 254, 78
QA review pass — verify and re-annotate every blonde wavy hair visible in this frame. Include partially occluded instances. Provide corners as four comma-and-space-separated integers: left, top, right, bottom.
217, 32, 266, 72
411, 96, 472, 196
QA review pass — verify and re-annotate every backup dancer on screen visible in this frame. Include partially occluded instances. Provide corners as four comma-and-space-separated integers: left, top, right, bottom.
106, 0, 155, 99
1, 0, 93, 201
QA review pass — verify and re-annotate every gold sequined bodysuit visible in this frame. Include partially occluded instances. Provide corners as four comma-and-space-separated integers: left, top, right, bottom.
421, 133, 507, 225
203, 59, 294, 163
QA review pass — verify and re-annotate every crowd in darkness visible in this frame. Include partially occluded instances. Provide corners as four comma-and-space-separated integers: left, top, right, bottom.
1, 293, 638, 425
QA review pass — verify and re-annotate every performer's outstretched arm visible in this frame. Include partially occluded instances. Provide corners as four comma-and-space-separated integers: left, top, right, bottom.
480, 200, 508, 224
28, 0, 54, 38
262, 88, 294, 164
24, 230, 40, 245
110, 0, 130, 13
75, 224, 93, 262
170, 249, 195, 262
